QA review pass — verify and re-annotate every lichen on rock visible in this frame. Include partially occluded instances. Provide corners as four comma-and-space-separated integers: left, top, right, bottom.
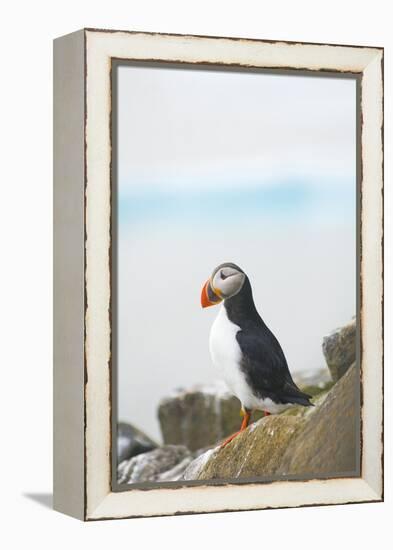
183, 415, 304, 480
277, 364, 358, 477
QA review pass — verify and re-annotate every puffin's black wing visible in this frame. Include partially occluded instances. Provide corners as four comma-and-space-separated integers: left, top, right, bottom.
236, 327, 313, 407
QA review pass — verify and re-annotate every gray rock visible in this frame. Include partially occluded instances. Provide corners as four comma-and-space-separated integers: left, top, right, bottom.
117, 422, 157, 464
118, 445, 193, 483
322, 317, 356, 382
277, 364, 358, 476
155, 456, 195, 482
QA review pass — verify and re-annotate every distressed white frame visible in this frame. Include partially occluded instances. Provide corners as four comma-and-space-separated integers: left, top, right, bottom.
54, 29, 383, 521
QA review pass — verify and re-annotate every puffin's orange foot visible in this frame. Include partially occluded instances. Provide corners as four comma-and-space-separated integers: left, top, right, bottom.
220, 408, 252, 448
220, 430, 242, 449
264, 411, 271, 417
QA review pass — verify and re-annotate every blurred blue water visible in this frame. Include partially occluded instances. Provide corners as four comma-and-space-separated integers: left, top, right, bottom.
118, 179, 355, 228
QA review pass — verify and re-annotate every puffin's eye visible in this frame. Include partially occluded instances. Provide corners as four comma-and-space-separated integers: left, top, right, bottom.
220, 270, 228, 280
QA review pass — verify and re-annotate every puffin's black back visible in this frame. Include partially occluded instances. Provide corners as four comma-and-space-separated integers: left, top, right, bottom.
225, 276, 313, 407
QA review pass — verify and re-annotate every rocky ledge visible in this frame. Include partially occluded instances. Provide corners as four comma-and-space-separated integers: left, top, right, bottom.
118, 317, 357, 484
182, 364, 358, 480
157, 370, 332, 452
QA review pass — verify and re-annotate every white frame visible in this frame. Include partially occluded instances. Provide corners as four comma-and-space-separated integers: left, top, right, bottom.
53, 28, 383, 521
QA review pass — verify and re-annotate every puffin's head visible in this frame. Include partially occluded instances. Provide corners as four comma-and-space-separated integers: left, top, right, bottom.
201, 262, 246, 308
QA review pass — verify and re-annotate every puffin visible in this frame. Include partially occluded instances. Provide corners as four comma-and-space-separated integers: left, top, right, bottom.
201, 262, 313, 447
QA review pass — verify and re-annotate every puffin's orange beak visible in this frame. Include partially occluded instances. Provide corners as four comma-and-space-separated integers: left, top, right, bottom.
201, 280, 223, 308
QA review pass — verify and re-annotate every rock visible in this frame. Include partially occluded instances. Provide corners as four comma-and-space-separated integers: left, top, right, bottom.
322, 317, 356, 382
277, 364, 358, 477
183, 415, 304, 480
117, 422, 157, 464
154, 456, 196, 482
182, 448, 218, 481
183, 365, 358, 481
118, 445, 193, 483
158, 382, 263, 451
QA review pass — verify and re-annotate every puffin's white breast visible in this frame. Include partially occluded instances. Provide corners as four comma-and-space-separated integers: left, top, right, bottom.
209, 305, 259, 410
209, 306, 293, 414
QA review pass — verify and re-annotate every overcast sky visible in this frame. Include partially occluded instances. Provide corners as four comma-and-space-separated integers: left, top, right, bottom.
118, 65, 356, 190
116, 65, 357, 440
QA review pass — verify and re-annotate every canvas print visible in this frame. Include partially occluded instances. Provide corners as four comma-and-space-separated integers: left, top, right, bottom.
113, 63, 358, 487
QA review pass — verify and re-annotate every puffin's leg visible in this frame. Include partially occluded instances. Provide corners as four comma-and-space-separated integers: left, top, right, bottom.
220, 407, 251, 448
264, 411, 271, 417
